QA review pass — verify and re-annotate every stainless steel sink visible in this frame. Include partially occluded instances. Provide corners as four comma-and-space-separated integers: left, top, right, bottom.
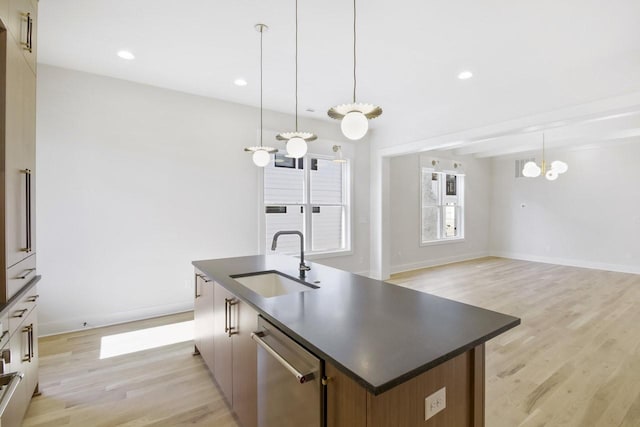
231, 272, 318, 298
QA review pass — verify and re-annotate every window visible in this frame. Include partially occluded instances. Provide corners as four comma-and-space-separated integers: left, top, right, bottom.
264, 153, 350, 255
421, 167, 464, 243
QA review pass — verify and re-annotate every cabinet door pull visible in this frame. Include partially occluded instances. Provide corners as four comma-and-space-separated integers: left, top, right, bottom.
20, 12, 33, 52
22, 325, 33, 362
0, 331, 8, 342
224, 298, 230, 333
20, 169, 32, 253
27, 294, 39, 302
194, 274, 201, 298
16, 268, 36, 280
12, 309, 28, 318
195, 273, 211, 283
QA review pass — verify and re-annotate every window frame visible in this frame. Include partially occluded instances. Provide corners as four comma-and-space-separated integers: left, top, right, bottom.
419, 167, 465, 246
261, 152, 352, 258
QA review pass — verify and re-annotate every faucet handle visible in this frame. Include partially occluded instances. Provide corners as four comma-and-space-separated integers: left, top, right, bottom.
300, 264, 311, 271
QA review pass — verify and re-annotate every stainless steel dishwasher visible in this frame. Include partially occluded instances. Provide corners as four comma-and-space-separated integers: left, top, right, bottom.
251, 316, 324, 427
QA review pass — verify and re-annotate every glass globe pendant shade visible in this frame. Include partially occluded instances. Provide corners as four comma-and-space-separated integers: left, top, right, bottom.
551, 160, 568, 174
522, 161, 541, 178
252, 149, 271, 167
545, 169, 559, 181
341, 111, 369, 140
286, 137, 308, 158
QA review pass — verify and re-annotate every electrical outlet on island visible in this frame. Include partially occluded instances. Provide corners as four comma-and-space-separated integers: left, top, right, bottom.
425, 387, 446, 420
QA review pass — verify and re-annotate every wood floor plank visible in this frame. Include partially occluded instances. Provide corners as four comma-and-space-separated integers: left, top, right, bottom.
389, 257, 640, 427
24, 257, 640, 426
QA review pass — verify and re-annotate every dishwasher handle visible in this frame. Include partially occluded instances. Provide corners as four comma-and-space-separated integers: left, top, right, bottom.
0, 372, 24, 417
251, 331, 314, 384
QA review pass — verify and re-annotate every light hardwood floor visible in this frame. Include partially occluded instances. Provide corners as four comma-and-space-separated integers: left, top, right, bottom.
23, 312, 239, 427
389, 257, 640, 427
23, 257, 640, 426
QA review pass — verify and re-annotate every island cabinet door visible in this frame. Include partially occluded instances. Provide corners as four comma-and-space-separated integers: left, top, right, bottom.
326, 362, 367, 427
193, 271, 215, 371
232, 300, 258, 427
213, 282, 234, 404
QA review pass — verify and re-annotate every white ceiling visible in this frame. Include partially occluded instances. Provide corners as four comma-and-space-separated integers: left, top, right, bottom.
38, 0, 640, 156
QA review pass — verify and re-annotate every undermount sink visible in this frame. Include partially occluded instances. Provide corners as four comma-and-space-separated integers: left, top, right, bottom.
230, 271, 318, 298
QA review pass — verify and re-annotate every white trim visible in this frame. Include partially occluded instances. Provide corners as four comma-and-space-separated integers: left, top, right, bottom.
490, 251, 640, 275
389, 252, 490, 275
39, 301, 193, 336
419, 237, 466, 247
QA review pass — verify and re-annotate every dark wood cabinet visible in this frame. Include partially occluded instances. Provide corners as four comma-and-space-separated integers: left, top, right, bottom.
212, 282, 234, 403
193, 270, 214, 371
194, 273, 257, 427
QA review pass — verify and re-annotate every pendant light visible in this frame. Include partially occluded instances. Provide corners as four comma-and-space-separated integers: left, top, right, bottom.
276, 0, 317, 159
328, 0, 382, 140
522, 133, 568, 181
332, 145, 347, 163
244, 24, 277, 167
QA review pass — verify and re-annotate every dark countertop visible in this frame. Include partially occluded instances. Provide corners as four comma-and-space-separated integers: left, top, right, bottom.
193, 255, 520, 395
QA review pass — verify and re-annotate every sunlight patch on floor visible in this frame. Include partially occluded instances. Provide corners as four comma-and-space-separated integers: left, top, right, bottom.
99, 320, 193, 359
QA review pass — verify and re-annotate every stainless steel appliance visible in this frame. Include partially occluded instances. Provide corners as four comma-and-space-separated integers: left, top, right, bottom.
252, 316, 323, 427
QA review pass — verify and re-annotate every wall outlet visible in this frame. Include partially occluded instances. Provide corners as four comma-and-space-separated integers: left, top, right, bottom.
425, 387, 446, 420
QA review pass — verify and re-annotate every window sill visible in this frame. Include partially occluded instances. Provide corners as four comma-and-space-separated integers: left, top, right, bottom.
305, 249, 354, 260
419, 238, 465, 247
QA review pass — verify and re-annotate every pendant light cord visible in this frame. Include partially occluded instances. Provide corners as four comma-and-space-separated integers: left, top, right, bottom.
353, 0, 357, 104
295, 0, 299, 131
260, 26, 264, 147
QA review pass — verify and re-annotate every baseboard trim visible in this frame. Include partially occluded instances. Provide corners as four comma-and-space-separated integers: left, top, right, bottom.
39, 301, 194, 337
490, 251, 640, 275
390, 251, 490, 275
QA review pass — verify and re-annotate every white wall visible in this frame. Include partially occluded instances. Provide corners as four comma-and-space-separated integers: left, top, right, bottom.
36, 65, 369, 335
490, 142, 640, 273
389, 152, 492, 274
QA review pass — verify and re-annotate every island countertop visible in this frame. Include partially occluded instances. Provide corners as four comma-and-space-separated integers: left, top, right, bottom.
193, 255, 520, 395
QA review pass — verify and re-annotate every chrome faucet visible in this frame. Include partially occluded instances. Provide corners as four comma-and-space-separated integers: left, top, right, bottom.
271, 230, 311, 279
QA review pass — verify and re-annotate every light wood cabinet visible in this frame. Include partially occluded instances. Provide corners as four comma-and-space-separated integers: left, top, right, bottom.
194, 274, 257, 427
0, 6, 39, 426
2, 0, 37, 302
6, 0, 36, 73
1, 285, 38, 426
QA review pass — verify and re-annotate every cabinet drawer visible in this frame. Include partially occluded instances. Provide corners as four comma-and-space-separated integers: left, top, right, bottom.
0, 313, 9, 349
6, 255, 36, 300
8, 285, 38, 337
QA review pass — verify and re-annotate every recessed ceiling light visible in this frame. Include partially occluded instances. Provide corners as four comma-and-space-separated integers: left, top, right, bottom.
234, 78, 248, 87
117, 50, 135, 60
457, 70, 473, 80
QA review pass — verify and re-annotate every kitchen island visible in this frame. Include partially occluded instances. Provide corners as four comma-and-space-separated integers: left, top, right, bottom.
193, 255, 519, 427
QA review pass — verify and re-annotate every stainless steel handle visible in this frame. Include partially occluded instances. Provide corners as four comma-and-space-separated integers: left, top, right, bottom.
0, 373, 24, 417
12, 309, 28, 318
20, 13, 33, 52
194, 274, 201, 298
196, 273, 211, 283
20, 169, 32, 253
22, 325, 33, 362
251, 331, 314, 384
224, 298, 229, 333
27, 294, 39, 302
15, 268, 36, 280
